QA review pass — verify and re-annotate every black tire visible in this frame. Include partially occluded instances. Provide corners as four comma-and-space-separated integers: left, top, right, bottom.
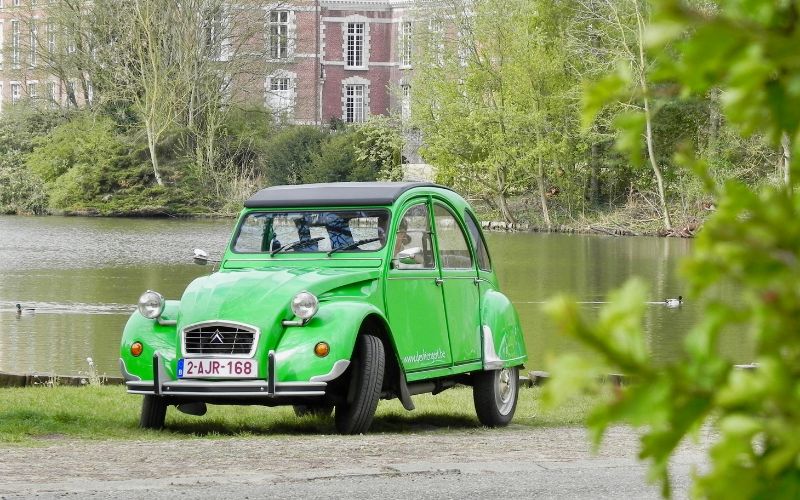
293, 404, 334, 418
140, 395, 168, 429
473, 366, 519, 427
334, 334, 385, 434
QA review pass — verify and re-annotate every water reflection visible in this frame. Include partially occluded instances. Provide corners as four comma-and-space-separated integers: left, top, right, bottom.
0, 216, 751, 376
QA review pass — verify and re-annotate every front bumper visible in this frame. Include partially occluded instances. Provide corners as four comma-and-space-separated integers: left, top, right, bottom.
122, 351, 327, 398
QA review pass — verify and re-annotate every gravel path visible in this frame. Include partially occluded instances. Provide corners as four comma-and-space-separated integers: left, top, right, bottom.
0, 426, 708, 499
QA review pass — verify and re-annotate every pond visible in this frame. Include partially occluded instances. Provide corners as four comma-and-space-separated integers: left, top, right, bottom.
0, 215, 751, 376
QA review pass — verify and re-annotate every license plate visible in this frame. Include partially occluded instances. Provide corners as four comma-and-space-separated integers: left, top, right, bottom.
177, 358, 258, 379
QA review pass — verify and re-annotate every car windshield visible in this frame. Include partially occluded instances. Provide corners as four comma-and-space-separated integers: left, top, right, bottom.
232, 209, 390, 254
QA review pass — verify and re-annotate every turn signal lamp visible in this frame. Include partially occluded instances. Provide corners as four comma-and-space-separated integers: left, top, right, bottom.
131, 342, 143, 357
314, 342, 330, 357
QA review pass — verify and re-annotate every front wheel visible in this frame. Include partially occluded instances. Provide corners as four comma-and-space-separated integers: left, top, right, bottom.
334, 334, 385, 434
472, 366, 519, 427
140, 395, 168, 429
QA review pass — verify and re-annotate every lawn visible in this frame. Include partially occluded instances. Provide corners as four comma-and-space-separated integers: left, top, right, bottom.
0, 384, 596, 445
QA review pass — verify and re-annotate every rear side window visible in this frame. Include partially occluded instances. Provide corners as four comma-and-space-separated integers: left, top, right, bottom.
464, 211, 491, 271
433, 204, 473, 269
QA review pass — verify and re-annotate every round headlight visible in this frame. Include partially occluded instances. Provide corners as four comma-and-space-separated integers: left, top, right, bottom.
291, 291, 319, 320
138, 290, 165, 319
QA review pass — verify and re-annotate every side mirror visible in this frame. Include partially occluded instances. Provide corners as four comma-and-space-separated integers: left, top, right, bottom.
396, 247, 422, 266
193, 248, 210, 265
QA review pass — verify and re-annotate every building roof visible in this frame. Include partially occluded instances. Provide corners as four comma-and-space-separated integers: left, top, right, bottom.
244, 182, 449, 208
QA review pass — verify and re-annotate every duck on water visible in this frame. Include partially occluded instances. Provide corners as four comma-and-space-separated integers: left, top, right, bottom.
15, 304, 35, 315
665, 296, 683, 307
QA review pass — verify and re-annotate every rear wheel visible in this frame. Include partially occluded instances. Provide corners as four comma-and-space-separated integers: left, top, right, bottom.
473, 366, 519, 427
334, 334, 385, 434
293, 404, 334, 418
140, 395, 168, 429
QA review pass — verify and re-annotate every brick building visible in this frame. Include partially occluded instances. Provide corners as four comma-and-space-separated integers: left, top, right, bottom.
0, 0, 419, 126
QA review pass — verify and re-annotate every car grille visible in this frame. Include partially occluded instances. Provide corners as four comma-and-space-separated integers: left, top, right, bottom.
183, 322, 257, 356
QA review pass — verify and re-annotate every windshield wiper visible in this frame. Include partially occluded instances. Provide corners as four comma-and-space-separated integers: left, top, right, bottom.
270, 237, 325, 256
327, 237, 382, 256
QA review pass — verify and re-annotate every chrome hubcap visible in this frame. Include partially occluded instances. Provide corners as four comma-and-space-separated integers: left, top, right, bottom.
495, 367, 516, 415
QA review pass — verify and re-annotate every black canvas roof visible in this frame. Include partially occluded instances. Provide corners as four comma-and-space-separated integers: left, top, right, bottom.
244, 182, 446, 208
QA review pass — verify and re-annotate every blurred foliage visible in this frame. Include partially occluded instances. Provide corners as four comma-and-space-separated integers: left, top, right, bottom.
546, 0, 800, 497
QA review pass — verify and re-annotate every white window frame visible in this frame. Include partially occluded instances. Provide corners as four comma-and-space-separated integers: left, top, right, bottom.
400, 21, 412, 68
47, 80, 56, 107
11, 82, 21, 104
27, 80, 38, 99
345, 22, 365, 68
400, 84, 411, 122
46, 21, 55, 54
265, 71, 296, 120
29, 18, 37, 67
11, 20, 20, 68
269, 10, 289, 59
0, 22, 4, 70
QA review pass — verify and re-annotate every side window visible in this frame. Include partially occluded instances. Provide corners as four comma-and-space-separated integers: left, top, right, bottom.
393, 203, 435, 269
433, 204, 473, 269
465, 211, 491, 271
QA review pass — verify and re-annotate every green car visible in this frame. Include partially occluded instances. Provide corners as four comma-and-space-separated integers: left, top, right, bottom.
120, 182, 527, 434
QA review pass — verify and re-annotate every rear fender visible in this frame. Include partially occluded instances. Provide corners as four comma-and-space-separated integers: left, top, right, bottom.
480, 290, 528, 369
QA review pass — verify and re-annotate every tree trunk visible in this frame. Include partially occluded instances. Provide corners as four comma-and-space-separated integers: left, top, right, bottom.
497, 192, 515, 225
589, 140, 600, 206
495, 167, 516, 224
781, 132, 792, 195
637, 5, 671, 231
145, 122, 164, 186
537, 152, 552, 228
643, 95, 671, 230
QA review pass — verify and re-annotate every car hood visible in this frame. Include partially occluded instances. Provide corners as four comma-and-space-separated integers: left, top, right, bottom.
178, 266, 380, 332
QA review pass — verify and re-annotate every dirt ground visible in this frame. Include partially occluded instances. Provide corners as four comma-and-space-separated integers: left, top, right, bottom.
0, 425, 709, 499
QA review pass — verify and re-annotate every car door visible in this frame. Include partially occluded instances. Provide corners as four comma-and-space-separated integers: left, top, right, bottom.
385, 200, 452, 371
432, 202, 481, 365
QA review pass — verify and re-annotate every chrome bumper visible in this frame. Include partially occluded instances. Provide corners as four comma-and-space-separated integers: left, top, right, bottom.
123, 351, 327, 398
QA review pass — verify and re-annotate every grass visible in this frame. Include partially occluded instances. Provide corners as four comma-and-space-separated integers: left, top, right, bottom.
0, 385, 597, 446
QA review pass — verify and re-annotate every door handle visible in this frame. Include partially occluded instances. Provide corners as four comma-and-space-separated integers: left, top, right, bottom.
434, 278, 443, 286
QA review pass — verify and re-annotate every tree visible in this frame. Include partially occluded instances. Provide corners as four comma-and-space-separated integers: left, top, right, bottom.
581, 0, 673, 230
546, 0, 800, 497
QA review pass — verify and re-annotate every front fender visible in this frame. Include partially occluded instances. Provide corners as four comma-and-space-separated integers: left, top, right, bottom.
119, 300, 180, 381
481, 290, 527, 368
275, 300, 387, 383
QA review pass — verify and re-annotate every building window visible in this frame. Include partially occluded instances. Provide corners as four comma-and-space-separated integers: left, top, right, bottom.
270, 77, 289, 91
345, 84, 365, 123
265, 74, 295, 119
29, 19, 37, 67
47, 22, 55, 54
401, 84, 411, 121
11, 20, 20, 68
27, 81, 37, 99
66, 80, 76, 106
11, 83, 21, 104
400, 21, 412, 67
47, 81, 56, 107
204, 6, 223, 59
269, 10, 288, 59
346, 23, 364, 68
13, 0, 20, 6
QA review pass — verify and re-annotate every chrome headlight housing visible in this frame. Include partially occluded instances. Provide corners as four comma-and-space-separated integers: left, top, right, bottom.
291, 291, 319, 320
138, 290, 165, 319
